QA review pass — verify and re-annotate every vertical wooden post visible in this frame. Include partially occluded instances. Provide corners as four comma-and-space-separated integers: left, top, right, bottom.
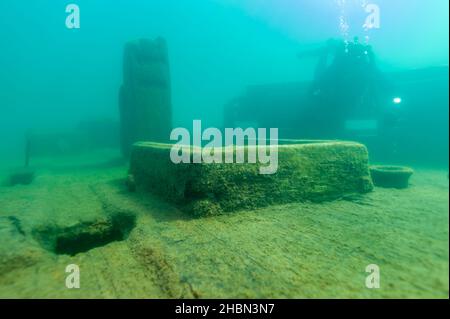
119, 38, 172, 157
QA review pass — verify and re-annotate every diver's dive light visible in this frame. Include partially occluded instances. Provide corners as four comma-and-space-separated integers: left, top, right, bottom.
393, 97, 402, 104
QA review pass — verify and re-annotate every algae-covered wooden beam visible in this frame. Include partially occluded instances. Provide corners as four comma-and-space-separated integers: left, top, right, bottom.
119, 38, 172, 157
129, 140, 373, 217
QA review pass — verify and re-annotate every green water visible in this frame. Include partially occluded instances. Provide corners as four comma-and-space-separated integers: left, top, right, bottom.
0, 1, 448, 298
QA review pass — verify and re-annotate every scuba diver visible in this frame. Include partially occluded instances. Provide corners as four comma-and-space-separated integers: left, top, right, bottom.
297, 37, 395, 138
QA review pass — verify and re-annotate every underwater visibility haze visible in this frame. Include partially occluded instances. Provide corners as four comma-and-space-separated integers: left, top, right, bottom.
0, 0, 448, 299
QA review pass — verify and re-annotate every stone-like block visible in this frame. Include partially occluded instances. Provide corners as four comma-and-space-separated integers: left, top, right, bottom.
129, 140, 374, 217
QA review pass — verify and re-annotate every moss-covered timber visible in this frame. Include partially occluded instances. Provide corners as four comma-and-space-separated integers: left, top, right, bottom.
370, 165, 414, 189
119, 38, 172, 157
129, 140, 373, 217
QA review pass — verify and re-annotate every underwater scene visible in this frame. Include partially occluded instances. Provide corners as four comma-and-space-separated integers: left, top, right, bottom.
0, 0, 448, 299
